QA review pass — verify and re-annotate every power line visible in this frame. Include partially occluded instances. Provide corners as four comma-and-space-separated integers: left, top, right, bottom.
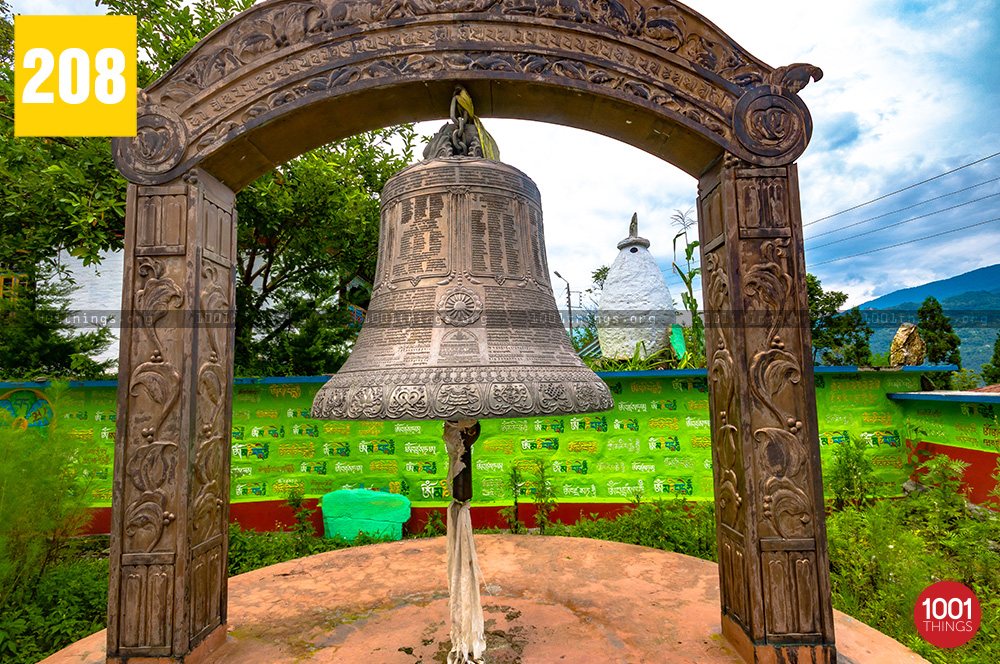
806, 192, 1000, 250
807, 216, 1000, 267
805, 175, 1000, 241
803, 151, 1000, 228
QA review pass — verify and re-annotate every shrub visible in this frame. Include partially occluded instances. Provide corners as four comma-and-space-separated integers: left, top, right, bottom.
497, 465, 525, 534
531, 460, 557, 534
826, 454, 1000, 664
0, 416, 94, 606
562, 498, 716, 561
826, 432, 877, 508
417, 509, 446, 538
0, 558, 109, 664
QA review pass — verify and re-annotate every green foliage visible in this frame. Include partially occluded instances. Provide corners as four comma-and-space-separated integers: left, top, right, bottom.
0, 0, 249, 375
918, 296, 962, 368
951, 368, 982, 391
283, 489, 319, 557
826, 501, 945, 658
910, 454, 970, 529
981, 329, 1000, 386
497, 465, 525, 534
570, 265, 608, 351
0, 411, 94, 608
0, 1, 10, 68
531, 460, 557, 534
0, 267, 114, 380
671, 209, 704, 362
420, 510, 447, 538
585, 341, 678, 372
590, 265, 609, 291
807, 274, 873, 366
827, 433, 877, 509
98, 0, 256, 87
0, 0, 126, 269
227, 519, 392, 577
869, 351, 891, 367
0, 397, 103, 664
990, 457, 1000, 507
562, 499, 716, 561
0, 558, 109, 664
827, 454, 1000, 664
228, 489, 396, 575
233, 128, 417, 376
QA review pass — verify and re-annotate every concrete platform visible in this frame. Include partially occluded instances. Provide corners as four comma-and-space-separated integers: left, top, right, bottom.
42, 535, 928, 664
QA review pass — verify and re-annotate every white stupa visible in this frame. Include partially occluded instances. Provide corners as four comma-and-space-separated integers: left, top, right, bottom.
597, 213, 675, 359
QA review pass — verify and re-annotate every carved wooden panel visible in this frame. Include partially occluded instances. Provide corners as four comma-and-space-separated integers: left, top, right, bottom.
734, 168, 791, 239
188, 171, 236, 642
136, 186, 187, 255
761, 548, 821, 638
698, 159, 835, 659
109, 170, 236, 661
119, 561, 173, 649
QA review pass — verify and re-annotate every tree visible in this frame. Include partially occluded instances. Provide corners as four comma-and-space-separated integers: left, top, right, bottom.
806, 274, 872, 366
0, 266, 113, 380
0, 3, 126, 271
0, 1, 255, 378
917, 296, 961, 367
98, 0, 256, 88
0, 1, 257, 272
569, 265, 608, 352
951, 369, 981, 391
980, 329, 1000, 386
234, 128, 417, 375
3, 0, 414, 378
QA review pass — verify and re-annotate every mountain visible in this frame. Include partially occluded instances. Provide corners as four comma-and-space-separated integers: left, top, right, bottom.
857, 264, 1000, 380
859, 264, 1000, 310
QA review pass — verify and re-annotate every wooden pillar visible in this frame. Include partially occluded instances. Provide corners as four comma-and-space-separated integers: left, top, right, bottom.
107, 168, 237, 663
698, 156, 837, 664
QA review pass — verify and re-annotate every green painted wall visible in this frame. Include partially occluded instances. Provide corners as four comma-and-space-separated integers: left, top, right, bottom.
0, 370, 933, 508
902, 399, 1000, 454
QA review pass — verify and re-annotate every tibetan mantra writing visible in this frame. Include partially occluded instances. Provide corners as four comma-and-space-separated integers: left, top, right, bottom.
34, 371, 926, 508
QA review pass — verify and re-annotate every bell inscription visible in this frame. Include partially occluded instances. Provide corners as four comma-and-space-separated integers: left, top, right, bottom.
312, 157, 613, 421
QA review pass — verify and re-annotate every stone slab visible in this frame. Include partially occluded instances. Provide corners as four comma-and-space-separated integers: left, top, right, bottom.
41, 535, 929, 664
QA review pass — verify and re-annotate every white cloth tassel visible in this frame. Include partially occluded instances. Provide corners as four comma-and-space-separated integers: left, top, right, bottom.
444, 420, 486, 664
447, 500, 485, 664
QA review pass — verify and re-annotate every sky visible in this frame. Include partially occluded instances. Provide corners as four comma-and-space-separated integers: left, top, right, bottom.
13, 0, 1000, 320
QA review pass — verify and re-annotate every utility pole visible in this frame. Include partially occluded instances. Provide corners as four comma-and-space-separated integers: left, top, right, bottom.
554, 271, 573, 344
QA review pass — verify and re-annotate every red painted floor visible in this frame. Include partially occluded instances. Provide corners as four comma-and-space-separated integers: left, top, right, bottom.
43, 535, 928, 664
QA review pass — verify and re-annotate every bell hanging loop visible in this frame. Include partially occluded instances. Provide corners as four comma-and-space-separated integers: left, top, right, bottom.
449, 88, 469, 156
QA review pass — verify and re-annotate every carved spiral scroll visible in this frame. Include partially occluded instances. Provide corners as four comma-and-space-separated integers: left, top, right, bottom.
733, 64, 822, 161
116, 106, 189, 182
734, 85, 811, 160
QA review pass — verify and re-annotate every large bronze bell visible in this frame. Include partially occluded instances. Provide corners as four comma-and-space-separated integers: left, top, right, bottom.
310, 155, 613, 421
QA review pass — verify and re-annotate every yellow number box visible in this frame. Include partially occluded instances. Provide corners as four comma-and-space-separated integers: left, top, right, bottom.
15, 15, 136, 137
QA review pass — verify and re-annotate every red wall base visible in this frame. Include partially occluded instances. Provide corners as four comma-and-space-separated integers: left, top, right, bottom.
79, 501, 636, 537
909, 440, 1000, 506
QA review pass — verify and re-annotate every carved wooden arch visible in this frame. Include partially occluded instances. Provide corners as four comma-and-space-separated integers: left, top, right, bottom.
108, 2, 834, 664
113, 0, 821, 189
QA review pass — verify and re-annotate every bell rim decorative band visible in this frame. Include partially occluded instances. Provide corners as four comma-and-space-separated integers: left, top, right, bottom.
310, 365, 614, 421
